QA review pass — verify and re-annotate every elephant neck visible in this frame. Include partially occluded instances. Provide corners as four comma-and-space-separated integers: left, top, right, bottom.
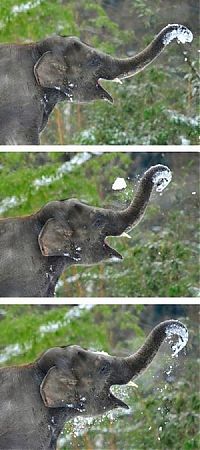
22, 365, 74, 449
0, 44, 61, 144
0, 98, 41, 145
39, 257, 70, 297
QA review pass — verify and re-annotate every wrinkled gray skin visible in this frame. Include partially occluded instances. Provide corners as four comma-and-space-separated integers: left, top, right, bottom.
0, 24, 191, 144
0, 164, 171, 297
0, 319, 187, 450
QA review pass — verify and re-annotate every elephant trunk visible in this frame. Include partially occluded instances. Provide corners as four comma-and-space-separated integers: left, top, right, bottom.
124, 320, 188, 381
108, 164, 171, 236
100, 24, 193, 81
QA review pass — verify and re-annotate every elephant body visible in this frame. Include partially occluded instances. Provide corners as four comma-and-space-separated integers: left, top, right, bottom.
0, 42, 59, 145
0, 215, 65, 296
0, 365, 67, 450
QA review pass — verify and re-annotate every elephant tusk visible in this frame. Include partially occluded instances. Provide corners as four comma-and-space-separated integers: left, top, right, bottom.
127, 381, 138, 388
112, 78, 123, 84
119, 232, 132, 239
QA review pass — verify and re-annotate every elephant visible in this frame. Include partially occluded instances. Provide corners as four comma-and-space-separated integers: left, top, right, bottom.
0, 164, 172, 297
0, 319, 187, 450
0, 24, 192, 144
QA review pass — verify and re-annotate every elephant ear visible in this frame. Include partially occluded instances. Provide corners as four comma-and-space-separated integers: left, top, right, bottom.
38, 218, 73, 257
40, 366, 77, 408
34, 51, 68, 89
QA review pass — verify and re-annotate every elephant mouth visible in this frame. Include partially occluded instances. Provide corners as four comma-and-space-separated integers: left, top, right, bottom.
103, 238, 123, 260
96, 78, 114, 103
109, 388, 130, 410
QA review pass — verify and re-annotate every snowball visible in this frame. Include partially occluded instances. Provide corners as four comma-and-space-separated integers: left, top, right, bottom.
152, 169, 172, 192
112, 177, 127, 190
163, 24, 193, 46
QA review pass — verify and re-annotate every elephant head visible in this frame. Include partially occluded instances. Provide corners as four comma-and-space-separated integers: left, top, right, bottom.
38, 164, 172, 265
37, 319, 187, 417
34, 24, 193, 104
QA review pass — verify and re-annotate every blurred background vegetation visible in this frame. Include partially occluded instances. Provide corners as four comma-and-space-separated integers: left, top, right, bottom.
0, 304, 199, 449
0, 0, 199, 145
0, 151, 199, 297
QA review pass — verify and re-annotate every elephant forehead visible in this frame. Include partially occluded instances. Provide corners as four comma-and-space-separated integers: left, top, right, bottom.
64, 37, 97, 56
66, 346, 108, 365
63, 201, 105, 221
63, 199, 91, 212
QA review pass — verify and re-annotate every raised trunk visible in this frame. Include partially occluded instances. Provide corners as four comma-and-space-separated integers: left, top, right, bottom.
125, 319, 187, 380
110, 164, 171, 235
100, 24, 193, 80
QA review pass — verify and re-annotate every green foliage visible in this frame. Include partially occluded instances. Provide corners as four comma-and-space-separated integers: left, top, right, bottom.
0, 305, 143, 365
0, 305, 141, 363
0, 152, 199, 297
0, 0, 130, 50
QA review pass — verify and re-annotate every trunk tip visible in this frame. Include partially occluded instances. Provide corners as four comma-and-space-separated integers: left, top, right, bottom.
162, 24, 193, 46
151, 165, 172, 192
164, 319, 188, 357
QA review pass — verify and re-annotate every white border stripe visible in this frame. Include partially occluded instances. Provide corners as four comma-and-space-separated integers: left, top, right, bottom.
0, 145, 199, 152
0, 298, 199, 305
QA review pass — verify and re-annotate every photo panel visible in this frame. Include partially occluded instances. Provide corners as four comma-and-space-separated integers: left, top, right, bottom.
0, 150, 199, 299
0, 303, 199, 449
0, 1, 198, 147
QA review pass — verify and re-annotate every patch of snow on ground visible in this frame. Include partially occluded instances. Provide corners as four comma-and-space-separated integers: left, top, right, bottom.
79, 128, 96, 143
33, 175, 55, 188
57, 152, 91, 175
12, 0, 41, 14
33, 152, 92, 188
167, 110, 199, 127
66, 274, 80, 283
0, 196, 24, 214
0, 343, 31, 364
180, 136, 190, 145
39, 304, 94, 335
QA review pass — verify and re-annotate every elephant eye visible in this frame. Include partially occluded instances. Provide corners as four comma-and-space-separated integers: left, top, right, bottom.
77, 349, 86, 359
93, 219, 102, 228
92, 215, 103, 228
99, 362, 111, 375
73, 41, 81, 50
88, 56, 101, 67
